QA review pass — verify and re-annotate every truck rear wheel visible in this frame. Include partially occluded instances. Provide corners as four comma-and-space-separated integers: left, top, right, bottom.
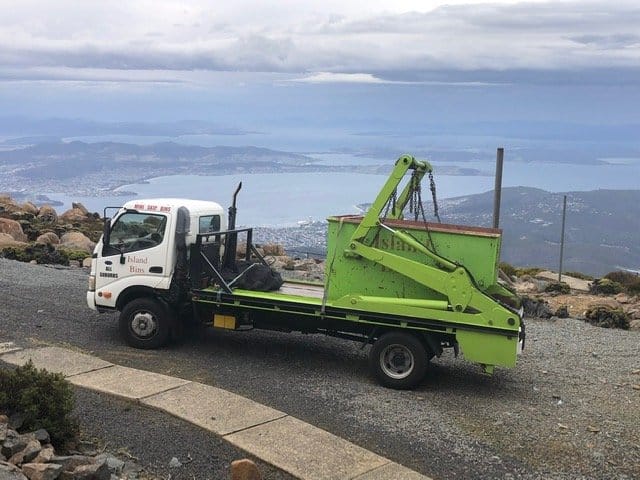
119, 298, 172, 349
369, 332, 428, 389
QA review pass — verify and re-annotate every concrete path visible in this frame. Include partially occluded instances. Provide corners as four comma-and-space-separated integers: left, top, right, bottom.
0, 344, 431, 480
535, 271, 591, 292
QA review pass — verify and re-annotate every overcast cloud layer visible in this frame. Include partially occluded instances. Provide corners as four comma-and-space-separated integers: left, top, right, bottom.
1, 0, 639, 84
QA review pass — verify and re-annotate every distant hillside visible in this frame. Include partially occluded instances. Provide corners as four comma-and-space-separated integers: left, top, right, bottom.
439, 187, 640, 276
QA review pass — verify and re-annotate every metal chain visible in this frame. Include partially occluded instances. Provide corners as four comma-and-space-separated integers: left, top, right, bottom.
382, 187, 397, 219
429, 171, 441, 223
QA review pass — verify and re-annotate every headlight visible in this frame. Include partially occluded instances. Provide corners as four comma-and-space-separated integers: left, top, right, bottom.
88, 275, 96, 292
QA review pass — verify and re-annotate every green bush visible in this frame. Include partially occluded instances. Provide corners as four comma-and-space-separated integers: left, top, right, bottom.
584, 305, 629, 330
590, 278, 624, 295
0, 361, 78, 447
544, 281, 571, 294
58, 248, 90, 262
515, 266, 543, 277
0, 244, 70, 265
604, 271, 640, 295
564, 271, 594, 281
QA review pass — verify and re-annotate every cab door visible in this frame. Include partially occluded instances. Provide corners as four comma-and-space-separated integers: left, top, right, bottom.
95, 211, 170, 306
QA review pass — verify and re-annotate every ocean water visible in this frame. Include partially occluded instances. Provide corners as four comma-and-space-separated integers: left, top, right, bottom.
44, 157, 640, 227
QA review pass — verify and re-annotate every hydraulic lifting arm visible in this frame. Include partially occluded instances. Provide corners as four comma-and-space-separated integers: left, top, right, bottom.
344, 155, 521, 335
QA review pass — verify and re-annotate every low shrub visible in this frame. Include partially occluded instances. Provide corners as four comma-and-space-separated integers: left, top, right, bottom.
590, 278, 624, 295
604, 271, 640, 295
515, 266, 543, 277
0, 243, 70, 265
584, 305, 629, 330
544, 281, 571, 294
0, 361, 78, 448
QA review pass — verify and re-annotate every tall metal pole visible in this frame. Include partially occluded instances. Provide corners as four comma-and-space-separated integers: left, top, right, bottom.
493, 148, 504, 229
558, 195, 567, 282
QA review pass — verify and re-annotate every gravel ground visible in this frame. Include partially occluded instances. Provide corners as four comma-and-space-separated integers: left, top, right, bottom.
1, 258, 639, 479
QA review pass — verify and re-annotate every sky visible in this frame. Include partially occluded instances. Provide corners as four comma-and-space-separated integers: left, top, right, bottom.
0, 0, 638, 149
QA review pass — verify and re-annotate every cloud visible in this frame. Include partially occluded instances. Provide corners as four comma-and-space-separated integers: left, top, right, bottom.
0, 0, 638, 84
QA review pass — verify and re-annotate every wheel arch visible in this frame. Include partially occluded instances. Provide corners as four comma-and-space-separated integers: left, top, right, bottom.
116, 285, 159, 311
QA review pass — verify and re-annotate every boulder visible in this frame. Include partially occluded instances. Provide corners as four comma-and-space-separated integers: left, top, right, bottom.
630, 319, 640, 331
61, 461, 110, 480
71, 203, 89, 216
8, 439, 41, 466
21, 202, 39, 215
1, 433, 28, 458
0, 461, 28, 480
59, 209, 87, 223
0, 196, 22, 214
59, 232, 95, 253
0, 233, 26, 248
36, 206, 57, 223
21, 463, 62, 480
35, 232, 60, 246
81, 257, 92, 268
0, 218, 28, 242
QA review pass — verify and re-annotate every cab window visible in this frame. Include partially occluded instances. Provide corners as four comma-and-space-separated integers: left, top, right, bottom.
110, 212, 166, 253
199, 215, 221, 233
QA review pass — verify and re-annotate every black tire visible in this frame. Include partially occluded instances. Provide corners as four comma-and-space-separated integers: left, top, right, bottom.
369, 332, 428, 389
119, 297, 172, 349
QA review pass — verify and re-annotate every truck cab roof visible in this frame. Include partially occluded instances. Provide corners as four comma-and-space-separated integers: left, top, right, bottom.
121, 198, 225, 216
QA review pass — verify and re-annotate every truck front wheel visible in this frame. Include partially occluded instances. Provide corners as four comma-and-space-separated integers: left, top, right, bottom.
119, 298, 172, 349
369, 332, 428, 389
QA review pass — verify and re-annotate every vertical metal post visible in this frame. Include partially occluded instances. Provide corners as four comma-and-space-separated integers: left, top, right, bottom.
558, 195, 567, 282
493, 148, 504, 229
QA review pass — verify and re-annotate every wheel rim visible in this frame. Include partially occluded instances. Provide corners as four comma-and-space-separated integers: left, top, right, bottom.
380, 343, 415, 379
131, 311, 158, 339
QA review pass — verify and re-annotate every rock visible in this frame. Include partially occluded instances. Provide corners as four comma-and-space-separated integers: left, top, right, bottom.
0, 461, 28, 480
29, 431, 49, 447
8, 439, 41, 466
2, 433, 28, 458
81, 257, 92, 268
625, 308, 640, 319
0, 218, 28, 243
59, 232, 95, 254
168, 457, 182, 468
59, 209, 87, 223
35, 233, 60, 246
33, 447, 54, 464
615, 293, 632, 304
22, 463, 63, 480
36, 206, 58, 223
231, 459, 262, 480
93, 455, 123, 475
60, 461, 109, 480
0, 233, 26, 248
0, 197, 22, 215
71, 203, 89, 216
21, 202, 39, 215
261, 244, 285, 256
50, 456, 93, 472
629, 319, 640, 331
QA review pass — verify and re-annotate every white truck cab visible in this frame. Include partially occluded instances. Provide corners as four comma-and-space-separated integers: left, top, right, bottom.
87, 198, 226, 312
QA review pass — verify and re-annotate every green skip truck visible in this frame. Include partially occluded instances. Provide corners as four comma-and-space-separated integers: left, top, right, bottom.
87, 155, 524, 389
